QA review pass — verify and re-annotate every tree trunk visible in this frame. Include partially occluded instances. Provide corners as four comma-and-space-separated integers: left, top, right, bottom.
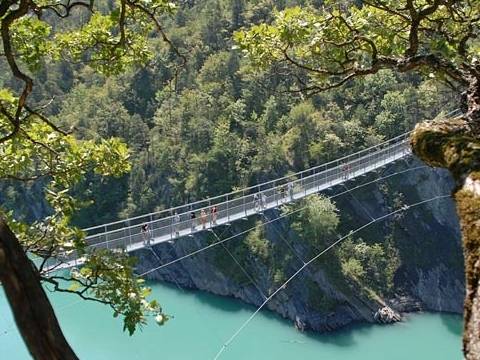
0, 218, 78, 360
411, 116, 480, 360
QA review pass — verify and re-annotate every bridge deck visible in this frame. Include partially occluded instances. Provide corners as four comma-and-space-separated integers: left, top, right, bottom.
49, 137, 411, 271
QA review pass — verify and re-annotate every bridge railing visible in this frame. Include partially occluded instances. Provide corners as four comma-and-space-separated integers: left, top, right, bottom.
85, 131, 412, 236
82, 132, 412, 252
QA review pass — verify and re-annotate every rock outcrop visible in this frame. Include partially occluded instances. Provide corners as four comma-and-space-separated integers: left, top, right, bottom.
374, 306, 401, 324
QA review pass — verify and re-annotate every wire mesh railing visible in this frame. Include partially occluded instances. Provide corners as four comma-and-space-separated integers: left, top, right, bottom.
82, 131, 412, 253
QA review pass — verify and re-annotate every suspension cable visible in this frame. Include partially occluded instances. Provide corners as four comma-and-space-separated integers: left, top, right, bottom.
213, 194, 451, 360
211, 229, 268, 300
260, 212, 307, 265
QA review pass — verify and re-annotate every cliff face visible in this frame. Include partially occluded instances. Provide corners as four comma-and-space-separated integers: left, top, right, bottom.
408, 265, 464, 312
134, 157, 464, 332
334, 157, 464, 314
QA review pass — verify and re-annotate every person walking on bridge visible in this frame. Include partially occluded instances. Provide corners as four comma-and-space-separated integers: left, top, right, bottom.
253, 193, 260, 212
276, 186, 284, 205
141, 223, 152, 246
173, 211, 180, 238
257, 191, 264, 210
200, 209, 207, 229
287, 181, 294, 201
281, 184, 287, 203
211, 206, 218, 225
190, 211, 196, 232
346, 163, 352, 179
342, 163, 348, 180
261, 192, 267, 210
343, 163, 352, 180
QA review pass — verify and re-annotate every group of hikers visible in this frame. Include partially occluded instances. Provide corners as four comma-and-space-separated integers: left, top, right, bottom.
139, 163, 356, 245
252, 192, 268, 212
282, 181, 295, 202
253, 181, 295, 210
140, 206, 219, 244
139, 181, 301, 244
185, 206, 218, 233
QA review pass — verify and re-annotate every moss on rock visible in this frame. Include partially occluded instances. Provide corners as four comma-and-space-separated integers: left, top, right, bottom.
411, 119, 480, 182
411, 117, 480, 359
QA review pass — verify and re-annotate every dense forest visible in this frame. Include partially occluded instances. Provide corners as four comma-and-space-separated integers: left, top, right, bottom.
0, 0, 458, 226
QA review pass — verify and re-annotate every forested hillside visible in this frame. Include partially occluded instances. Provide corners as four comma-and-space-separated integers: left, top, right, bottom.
0, 0, 459, 228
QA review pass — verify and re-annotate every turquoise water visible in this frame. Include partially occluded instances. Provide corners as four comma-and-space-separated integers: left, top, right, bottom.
1, 283, 462, 359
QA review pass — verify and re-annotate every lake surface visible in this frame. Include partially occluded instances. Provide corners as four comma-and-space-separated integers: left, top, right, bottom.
0, 282, 463, 359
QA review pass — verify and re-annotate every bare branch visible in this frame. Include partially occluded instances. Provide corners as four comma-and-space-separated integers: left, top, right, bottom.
42, 276, 113, 306
25, 105, 72, 136
1, 0, 32, 109
40, 0, 92, 18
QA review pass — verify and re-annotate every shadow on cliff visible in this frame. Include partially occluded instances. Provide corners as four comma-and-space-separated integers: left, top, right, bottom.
191, 291, 253, 313
301, 322, 372, 347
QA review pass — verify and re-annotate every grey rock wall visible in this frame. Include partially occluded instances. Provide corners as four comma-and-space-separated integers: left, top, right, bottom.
409, 265, 464, 312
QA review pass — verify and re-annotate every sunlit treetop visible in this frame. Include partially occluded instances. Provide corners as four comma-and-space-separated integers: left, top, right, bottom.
235, 1, 479, 96
1, 0, 182, 131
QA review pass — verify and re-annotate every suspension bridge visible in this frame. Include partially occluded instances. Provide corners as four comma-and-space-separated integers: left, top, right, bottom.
48, 129, 420, 270
37, 111, 461, 360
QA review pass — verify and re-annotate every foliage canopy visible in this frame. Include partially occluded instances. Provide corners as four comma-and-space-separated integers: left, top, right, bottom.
235, 1, 479, 97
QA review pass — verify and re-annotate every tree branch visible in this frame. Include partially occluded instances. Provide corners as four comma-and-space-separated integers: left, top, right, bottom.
42, 276, 113, 307
363, 0, 409, 21
25, 105, 72, 136
40, 0, 92, 18
126, 0, 187, 70
1, 0, 32, 141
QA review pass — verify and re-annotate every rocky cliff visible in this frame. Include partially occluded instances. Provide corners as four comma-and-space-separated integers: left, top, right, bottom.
134, 157, 464, 332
